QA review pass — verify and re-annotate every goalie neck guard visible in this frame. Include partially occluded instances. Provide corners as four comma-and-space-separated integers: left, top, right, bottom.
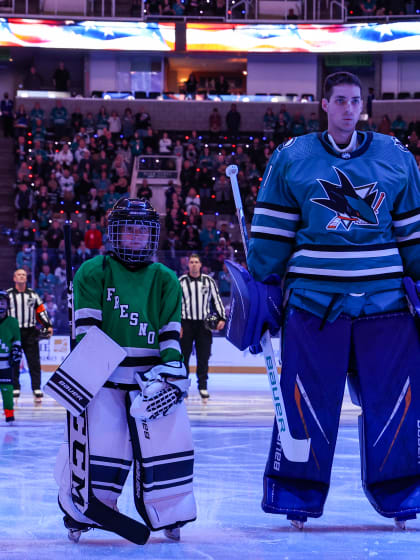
108, 198, 160, 265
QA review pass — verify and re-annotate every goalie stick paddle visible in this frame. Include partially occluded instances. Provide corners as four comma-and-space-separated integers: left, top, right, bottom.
63, 223, 151, 544
225, 164, 311, 463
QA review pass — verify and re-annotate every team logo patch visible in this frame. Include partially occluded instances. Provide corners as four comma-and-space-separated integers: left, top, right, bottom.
311, 167, 386, 231
391, 137, 409, 152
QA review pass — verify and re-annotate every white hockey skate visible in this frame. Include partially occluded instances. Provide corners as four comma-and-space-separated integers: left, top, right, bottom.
164, 527, 181, 541
63, 514, 93, 543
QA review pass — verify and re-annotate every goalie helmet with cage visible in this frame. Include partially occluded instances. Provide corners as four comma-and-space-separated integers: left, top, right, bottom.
0, 290, 9, 320
108, 198, 160, 264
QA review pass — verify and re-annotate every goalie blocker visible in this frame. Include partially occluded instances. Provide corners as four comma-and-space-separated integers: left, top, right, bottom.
224, 260, 282, 352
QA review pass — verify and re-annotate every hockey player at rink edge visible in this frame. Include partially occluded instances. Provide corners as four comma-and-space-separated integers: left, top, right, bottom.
51, 198, 196, 544
227, 71, 420, 529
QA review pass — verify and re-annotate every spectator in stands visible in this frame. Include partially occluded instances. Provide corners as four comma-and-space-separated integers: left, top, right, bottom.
16, 243, 34, 272
287, 7, 298, 18
231, 145, 249, 172
15, 135, 27, 165
180, 158, 196, 194
185, 73, 198, 99
307, 112, 320, 133
38, 264, 57, 297
185, 187, 200, 214
159, 131, 173, 153
96, 105, 109, 136
83, 112, 96, 135
70, 220, 84, 248
58, 167, 75, 203
71, 107, 83, 134
113, 176, 129, 195
102, 183, 120, 211
84, 221, 102, 253
217, 263, 231, 299
162, 230, 182, 273
290, 112, 306, 136
130, 131, 144, 158
1, 92, 14, 138
215, 237, 234, 271
16, 218, 35, 249
14, 104, 29, 133
378, 114, 391, 135
15, 183, 33, 221
50, 100, 68, 139
391, 114, 408, 141
77, 240, 91, 263
36, 200, 53, 231
142, 127, 158, 152
54, 258, 67, 285
85, 187, 104, 222
172, 0, 185, 14
135, 107, 151, 137
45, 220, 64, 249
108, 110, 122, 143
23, 65, 44, 90
215, 75, 230, 95
117, 137, 132, 166
29, 101, 44, 129
165, 207, 183, 236
121, 107, 135, 139
54, 143, 73, 167
52, 61, 70, 92
180, 224, 201, 251
137, 179, 153, 200
226, 103, 241, 139
263, 107, 278, 138
200, 218, 219, 250
185, 142, 198, 164
209, 107, 222, 140
168, 139, 181, 160
111, 153, 129, 180
244, 184, 258, 220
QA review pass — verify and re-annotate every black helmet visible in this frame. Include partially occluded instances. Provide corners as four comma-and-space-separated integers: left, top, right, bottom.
0, 290, 9, 319
108, 198, 160, 264
204, 312, 220, 331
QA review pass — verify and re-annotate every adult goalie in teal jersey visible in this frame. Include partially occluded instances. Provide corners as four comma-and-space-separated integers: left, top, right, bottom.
245, 72, 420, 529
54, 198, 196, 544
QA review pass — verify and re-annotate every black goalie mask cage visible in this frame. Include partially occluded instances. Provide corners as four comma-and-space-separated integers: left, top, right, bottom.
108, 198, 160, 264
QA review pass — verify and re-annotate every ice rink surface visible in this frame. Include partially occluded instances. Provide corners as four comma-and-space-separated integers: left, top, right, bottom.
0, 372, 419, 560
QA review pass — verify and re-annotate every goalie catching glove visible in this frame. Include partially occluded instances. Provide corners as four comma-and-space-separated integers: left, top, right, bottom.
224, 260, 283, 354
130, 362, 190, 421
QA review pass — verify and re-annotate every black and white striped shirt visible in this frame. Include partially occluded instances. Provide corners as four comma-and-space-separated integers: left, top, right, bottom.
179, 274, 226, 321
7, 287, 51, 329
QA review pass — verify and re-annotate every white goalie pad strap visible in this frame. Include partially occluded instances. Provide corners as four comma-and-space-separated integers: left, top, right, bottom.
44, 326, 127, 416
131, 398, 196, 530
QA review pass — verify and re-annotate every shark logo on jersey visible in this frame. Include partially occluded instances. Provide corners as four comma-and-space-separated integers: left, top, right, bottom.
311, 167, 385, 231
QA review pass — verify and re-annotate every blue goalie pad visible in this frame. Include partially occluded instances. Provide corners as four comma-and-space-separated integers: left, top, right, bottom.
224, 260, 282, 352
262, 307, 350, 519
353, 312, 420, 519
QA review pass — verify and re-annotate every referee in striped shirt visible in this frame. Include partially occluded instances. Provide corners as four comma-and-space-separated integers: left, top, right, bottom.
7, 268, 53, 401
179, 254, 226, 399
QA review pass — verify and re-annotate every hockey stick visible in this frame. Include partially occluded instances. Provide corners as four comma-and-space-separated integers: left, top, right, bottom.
63, 223, 150, 544
225, 164, 310, 463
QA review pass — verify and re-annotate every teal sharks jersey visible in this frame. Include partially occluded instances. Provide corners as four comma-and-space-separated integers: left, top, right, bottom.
248, 131, 420, 294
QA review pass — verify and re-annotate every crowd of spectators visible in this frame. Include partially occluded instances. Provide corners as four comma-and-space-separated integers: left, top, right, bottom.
7, 95, 420, 332
349, 0, 418, 16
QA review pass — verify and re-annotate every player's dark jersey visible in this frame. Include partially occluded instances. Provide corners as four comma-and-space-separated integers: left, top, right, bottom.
248, 131, 420, 294
0, 316, 21, 383
74, 255, 182, 383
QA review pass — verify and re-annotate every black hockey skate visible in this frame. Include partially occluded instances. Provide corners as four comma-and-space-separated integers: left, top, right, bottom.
63, 514, 94, 543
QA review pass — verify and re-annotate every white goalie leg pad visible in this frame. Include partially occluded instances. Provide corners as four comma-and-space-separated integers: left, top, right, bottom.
44, 326, 127, 416
129, 393, 196, 530
55, 387, 133, 521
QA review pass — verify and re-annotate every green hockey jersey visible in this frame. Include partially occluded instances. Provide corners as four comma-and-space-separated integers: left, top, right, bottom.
73, 255, 183, 383
0, 316, 21, 384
